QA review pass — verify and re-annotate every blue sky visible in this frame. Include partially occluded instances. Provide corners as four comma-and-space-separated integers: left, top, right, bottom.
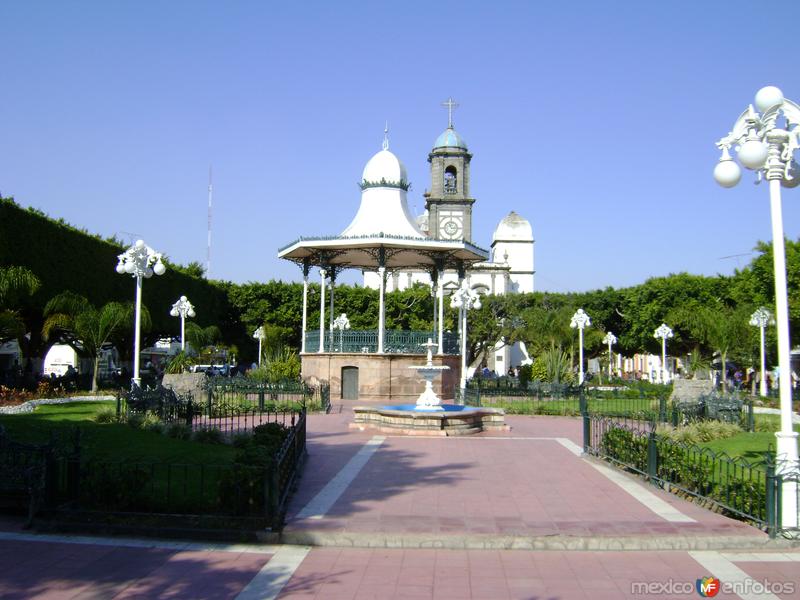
1, 1, 798, 292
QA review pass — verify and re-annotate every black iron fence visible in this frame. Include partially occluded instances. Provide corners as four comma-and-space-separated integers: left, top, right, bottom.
583, 415, 798, 537
462, 387, 754, 430
19, 411, 308, 531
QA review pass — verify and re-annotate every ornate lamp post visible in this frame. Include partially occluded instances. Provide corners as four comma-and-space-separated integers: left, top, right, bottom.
450, 281, 482, 391
253, 326, 266, 366
570, 309, 591, 385
749, 307, 775, 398
169, 296, 195, 351
332, 313, 350, 352
653, 324, 673, 384
115, 240, 166, 387
603, 331, 617, 379
714, 86, 799, 528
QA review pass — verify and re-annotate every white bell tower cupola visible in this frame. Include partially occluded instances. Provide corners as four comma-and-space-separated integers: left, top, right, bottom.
492, 211, 534, 293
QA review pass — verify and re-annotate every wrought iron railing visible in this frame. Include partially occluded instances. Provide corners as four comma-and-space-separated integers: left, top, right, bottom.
304, 329, 459, 355
582, 415, 797, 534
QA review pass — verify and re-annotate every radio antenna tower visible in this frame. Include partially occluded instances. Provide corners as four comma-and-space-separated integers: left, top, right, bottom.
207, 165, 213, 279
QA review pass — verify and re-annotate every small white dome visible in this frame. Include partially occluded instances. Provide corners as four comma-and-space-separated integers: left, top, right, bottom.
493, 211, 533, 242
362, 149, 408, 186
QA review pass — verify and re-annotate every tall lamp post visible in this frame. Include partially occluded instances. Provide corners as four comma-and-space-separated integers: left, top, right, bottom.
450, 281, 482, 391
115, 240, 166, 387
169, 296, 195, 351
713, 86, 798, 528
332, 313, 350, 351
653, 324, 673, 384
253, 326, 265, 366
603, 331, 617, 379
749, 307, 775, 398
570, 309, 591, 385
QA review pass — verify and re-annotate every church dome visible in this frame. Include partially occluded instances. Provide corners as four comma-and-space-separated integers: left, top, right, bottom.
493, 211, 533, 242
433, 127, 468, 150
361, 149, 408, 188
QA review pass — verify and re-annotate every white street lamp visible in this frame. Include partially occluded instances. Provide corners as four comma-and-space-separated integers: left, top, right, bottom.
253, 326, 266, 366
603, 331, 617, 379
169, 295, 195, 351
653, 324, 673, 384
450, 281, 482, 391
714, 86, 799, 528
332, 313, 351, 352
115, 239, 166, 387
570, 309, 591, 385
749, 307, 775, 398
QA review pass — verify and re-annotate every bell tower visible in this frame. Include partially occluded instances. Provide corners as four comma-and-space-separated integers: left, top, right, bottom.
425, 98, 475, 242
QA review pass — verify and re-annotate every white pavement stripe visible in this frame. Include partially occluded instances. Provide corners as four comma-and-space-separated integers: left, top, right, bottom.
690, 551, 782, 600
295, 435, 385, 520
555, 438, 696, 523
722, 552, 800, 562
235, 545, 310, 600
0, 530, 277, 554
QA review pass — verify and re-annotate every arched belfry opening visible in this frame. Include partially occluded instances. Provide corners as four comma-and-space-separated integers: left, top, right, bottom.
444, 166, 457, 194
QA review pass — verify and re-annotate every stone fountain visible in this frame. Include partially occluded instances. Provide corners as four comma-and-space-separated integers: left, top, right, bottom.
350, 339, 509, 436
410, 339, 449, 411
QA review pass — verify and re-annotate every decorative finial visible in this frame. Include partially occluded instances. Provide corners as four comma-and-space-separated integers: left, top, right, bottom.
382, 122, 389, 150
441, 97, 459, 128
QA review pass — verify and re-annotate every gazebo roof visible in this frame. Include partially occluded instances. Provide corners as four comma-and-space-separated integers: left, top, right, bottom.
277, 234, 488, 271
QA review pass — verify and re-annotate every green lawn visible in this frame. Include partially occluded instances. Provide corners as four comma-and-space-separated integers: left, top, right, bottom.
701, 416, 800, 465
0, 401, 237, 464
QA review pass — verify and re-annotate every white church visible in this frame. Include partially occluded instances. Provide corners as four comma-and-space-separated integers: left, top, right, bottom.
363, 104, 535, 373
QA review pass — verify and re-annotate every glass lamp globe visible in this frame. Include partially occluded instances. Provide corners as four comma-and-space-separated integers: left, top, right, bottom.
755, 86, 784, 112
144, 267, 154, 278
125, 261, 136, 274
781, 160, 800, 188
116, 263, 126, 274
153, 261, 166, 276
738, 139, 768, 170
188, 308, 196, 318
714, 157, 741, 188
474, 298, 482, 310
135, 239, 145, 249
170, 308, 179, 317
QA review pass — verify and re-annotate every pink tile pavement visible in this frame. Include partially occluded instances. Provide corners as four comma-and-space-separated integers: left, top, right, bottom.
287, 413, 764, 539
280, 548, 797, 599
0, 539, 271, 600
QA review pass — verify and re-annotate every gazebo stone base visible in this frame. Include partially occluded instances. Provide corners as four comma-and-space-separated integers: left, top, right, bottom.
302, 352, 460, 402
350, 405, 509, 436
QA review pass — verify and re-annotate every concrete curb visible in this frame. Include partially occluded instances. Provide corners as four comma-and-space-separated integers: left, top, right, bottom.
265, 530, 800, 552
0, 395, 116, 415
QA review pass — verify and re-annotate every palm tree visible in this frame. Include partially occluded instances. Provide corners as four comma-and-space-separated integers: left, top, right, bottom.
42, 292, 141, 391
0, 266, 41, 344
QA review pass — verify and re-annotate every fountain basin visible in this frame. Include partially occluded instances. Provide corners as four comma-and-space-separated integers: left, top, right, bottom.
350, 404, 509, 436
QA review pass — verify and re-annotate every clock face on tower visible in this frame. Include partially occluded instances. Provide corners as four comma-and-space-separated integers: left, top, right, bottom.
439, 211, 463, 239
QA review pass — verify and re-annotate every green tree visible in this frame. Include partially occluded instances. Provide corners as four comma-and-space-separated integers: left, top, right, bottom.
671, 302, 753, 391
0, 266, 41, 345
42, 292, 141, 391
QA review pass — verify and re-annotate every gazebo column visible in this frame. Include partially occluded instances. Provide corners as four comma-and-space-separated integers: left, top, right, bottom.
301, 261, 309, 354
437, 266, 445, 355
328, 269, 336, 336
318, 268, 327, 353
377, 266, 386, 354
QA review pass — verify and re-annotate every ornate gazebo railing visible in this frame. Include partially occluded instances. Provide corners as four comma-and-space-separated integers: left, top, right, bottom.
304, 330, 459, 355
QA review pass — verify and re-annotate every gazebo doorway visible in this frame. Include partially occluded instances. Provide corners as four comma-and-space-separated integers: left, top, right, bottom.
341, 366, 359, 400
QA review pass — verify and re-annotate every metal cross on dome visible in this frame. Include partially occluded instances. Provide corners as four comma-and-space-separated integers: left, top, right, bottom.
441, 97, 459, 128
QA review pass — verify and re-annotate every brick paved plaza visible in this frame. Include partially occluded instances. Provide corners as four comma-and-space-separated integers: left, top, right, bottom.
1, 404, 798, 599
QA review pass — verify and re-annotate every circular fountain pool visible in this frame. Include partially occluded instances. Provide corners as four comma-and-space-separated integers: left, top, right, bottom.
350, 403, 509, 436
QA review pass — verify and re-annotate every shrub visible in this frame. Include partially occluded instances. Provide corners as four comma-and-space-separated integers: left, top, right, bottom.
165, 350, 194, 374
165, 422, 192, 440
124, 413, 144, 429
192, 426, 225, 445
94, 407, 118, 424
656, 421, 742, 445
81, 461, 152, 510
231, 432, 253, 449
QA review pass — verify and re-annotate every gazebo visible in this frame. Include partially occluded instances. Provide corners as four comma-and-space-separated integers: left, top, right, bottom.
278, 135, 487, 401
